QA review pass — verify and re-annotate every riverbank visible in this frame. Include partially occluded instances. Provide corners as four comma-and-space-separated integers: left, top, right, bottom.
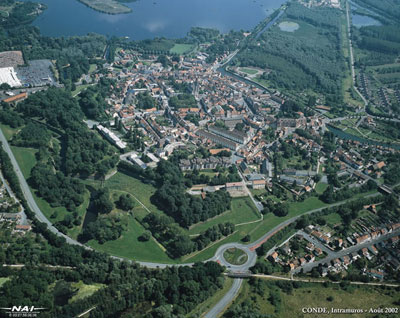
327, 124, 400, 150
77, 0, 132, 14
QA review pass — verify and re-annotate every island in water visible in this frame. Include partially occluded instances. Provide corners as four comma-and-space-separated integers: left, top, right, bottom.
77, 0, 134, 14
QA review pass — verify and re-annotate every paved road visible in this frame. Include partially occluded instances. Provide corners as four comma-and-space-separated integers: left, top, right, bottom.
238, 170, 264, 212
0, 126, 386, 317
297, 230, 334, 255
204, 278, 242, 318
247, 192, 379, 252
0, 129, 81, 245
293, 228, 400, 274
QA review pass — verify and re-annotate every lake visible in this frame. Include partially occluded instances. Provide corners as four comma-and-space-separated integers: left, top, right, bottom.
26, 0, 286, 39
351, 13, 381, 28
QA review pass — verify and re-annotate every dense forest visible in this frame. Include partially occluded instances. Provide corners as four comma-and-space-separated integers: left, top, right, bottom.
235, 2, 345, 106
0, 225, 225, 318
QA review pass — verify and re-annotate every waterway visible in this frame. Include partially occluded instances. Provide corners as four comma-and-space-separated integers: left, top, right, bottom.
327, 125, 400, 150
25, 0, 286, 40
349, 0, 382, 27
351, 13, 381, 28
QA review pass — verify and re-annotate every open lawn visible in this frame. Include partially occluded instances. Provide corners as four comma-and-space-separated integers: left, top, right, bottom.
187, 277, 234, 318
33, 189, 90, 239
69, 281, 104, 303
315, 182, 328, 194
170, 44, 194, 54
104, 172, 162, 216
188, 197, 261, 235
10, 146, 37, 179
232, 280, 398, 317
223, 248, 248, 266
280, 284, 398, 317
0, 124, 18, 141
239, 67, 259, 75
322, 212, 342, 227
88, 214, 174, 263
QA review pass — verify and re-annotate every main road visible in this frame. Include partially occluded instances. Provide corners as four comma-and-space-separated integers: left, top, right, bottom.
0, 126, 384, 317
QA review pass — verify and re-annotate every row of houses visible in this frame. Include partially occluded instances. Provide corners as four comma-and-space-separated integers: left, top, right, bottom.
179, 156, 231, 171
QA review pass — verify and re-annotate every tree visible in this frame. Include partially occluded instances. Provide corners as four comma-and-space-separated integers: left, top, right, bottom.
273, 202, 289, 217
116, 194, 135, 211
93, 188, 114, 214
139, 231, 151, 242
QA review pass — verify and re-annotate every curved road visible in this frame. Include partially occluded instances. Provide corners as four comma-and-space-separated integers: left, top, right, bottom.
204, 278, 242, 318
0, 127, 383, 317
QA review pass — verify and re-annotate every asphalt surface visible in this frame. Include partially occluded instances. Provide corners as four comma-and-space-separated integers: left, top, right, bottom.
0, 129, 81, 245
248, 192, 380, 251
204, 278, 242, 318
294, 228, 400, 274
0, 126, 386, 317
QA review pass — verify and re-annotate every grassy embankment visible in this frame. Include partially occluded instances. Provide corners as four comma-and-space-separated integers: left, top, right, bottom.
170, 44, 194, 55
69, 281, 105, 303
187, 277, 234, 318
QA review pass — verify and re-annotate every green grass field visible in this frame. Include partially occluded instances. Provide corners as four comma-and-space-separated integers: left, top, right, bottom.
10, 146, 37, 178
321, 212, 342, 227
187, 277, 234, 318
315, 182, 328, 195
188, 197, 261, 235
170, 44, 194, 54
223, 248, 248, 266
33, 189, 90, 239
88, 214, 174, 263
104, 172, 162, 216
239, 67, 258, 75
0, 124, 19, 141
231, 280, 398, 317
69, 281, 104, 303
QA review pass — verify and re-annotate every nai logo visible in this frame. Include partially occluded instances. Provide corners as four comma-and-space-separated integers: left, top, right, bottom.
1, 306, 46, 317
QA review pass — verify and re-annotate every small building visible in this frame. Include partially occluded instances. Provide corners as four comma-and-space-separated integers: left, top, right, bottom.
225, 182, 244, 191
251, 179, 266, 189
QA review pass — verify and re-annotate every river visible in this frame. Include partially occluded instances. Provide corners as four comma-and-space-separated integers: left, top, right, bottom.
25, 0, 286, 39
327, 125, 400, 151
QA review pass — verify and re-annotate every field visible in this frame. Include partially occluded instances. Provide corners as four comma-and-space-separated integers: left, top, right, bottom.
103, 172, 162, 216
185, 196, 328, 262
10, 146, 37, 178
223, 248, 248, 265
231, 280, 399, 318
315, 182, 328, 195
69, 281, 104, 303
0, 124, 18, 141
239, 67, 259, 75
188, 197, 261, 235
321, 212, 342, 227
170, 44, 194, 54
88, 214, 174, 263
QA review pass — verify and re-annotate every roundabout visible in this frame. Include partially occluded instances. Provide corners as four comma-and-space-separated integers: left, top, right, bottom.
212, 243, 257, 273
